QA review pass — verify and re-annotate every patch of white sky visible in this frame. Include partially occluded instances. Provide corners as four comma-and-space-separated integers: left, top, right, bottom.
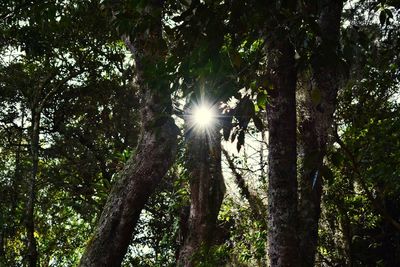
342, 0, 399, 28
0, 45, 26, 65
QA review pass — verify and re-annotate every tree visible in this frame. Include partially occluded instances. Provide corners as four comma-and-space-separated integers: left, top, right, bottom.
1, 0, 400, 266
177, 100, 225, 266
297, 1, 344, 266
78, 1, 179, 265
318, 2, 400, 264
1, 1, 138, 265
263, 1, 299, 265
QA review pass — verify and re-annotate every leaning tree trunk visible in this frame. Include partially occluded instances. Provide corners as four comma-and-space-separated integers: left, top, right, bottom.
177, 105, 225, 267
78, 2, 179, 266
222, 148, 267, 228
265, 27, 299, 267
297, 1, 344, 266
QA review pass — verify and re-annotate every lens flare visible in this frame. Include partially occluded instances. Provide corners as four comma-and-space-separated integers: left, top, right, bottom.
192, 104, 215, 128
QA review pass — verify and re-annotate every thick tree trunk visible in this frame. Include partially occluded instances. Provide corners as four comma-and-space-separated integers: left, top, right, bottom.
78, 92, 178, 267
79, 2, 179, 266
177, 107, 225, 267
266, 35, 299, 266
297, 1, 343, 266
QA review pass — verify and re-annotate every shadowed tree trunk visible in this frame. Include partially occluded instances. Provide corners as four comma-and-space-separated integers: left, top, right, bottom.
26, 106, 40, 267
78, 2, 179, 266
78, 90, 178, 267
177, 105, 225, 267
25, 73, 54, 267
265, 7, 299, 265
297, 1, 344, 266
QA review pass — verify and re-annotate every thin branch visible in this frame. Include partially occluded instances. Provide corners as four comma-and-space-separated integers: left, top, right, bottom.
222, 148, 252, 201
38, 69, 85, 113
222, 148, 267, 226
122, 35, 136, 55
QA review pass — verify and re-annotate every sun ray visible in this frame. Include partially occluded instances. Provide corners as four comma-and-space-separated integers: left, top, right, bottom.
184, 99, 221, 141
192, 104, 215, 129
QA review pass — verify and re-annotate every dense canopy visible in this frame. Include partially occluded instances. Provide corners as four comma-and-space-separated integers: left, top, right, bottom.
1, 0, 399, 266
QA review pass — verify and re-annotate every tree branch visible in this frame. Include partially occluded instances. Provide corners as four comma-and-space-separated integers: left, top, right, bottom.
38, 69, 85, 113
222, 147, 266, 225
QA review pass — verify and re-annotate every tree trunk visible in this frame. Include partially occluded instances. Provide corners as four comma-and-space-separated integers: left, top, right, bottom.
297, 1, 344, 266
177, 106, 225, 267
25, 106, 40, 267
78, 94, 178, 267
266, 32, 299, 266
297, 102, 324, 267
78, 2, 180, 266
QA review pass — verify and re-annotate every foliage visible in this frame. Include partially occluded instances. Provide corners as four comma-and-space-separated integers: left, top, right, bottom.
318, 2, 400, 266
0, 0, 400, 266
0, 0, 138, 265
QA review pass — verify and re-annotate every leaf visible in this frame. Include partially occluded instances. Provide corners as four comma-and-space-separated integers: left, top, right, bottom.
237, 130, 245, 152
330, 151, 344, 167
236, 97, 255, 129
253, 115, 264, 131
231, 52, 242, 67
231, 128, 238, 143
320, 165, 334, 185
379, 10, 386, 25
222, 116, 233, 141
257, 92, 267, 110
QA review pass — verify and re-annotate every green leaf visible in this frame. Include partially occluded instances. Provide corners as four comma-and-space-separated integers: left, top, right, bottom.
231, 52, 242, 67
257, 92, 267, 110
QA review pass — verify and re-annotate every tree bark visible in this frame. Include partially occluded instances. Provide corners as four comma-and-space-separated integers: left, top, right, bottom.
78, 2, 180, 266
26, 109, 39, 267
25, 87, 41, 267
265, 27, 299, 267
177, 106, 225, 267
297, 1, 344, 266
78, 93, 178, 267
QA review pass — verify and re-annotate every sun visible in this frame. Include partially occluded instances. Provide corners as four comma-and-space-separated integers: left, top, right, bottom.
192, 103, 216, 129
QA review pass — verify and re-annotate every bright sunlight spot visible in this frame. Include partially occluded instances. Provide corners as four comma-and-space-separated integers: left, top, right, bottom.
192, 103, 216, 129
